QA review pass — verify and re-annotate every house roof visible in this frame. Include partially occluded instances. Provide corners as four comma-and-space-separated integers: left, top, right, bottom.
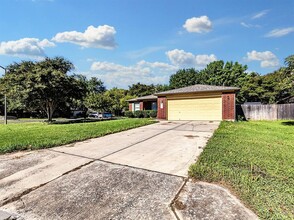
154, 84, 240, 96
127, 94, 157, 102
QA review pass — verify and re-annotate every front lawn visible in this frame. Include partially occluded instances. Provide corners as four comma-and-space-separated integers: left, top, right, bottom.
0, 118, 155, 154
189, 121, 294, 220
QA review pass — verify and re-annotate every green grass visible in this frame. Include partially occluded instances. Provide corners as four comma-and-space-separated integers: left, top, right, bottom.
189, 121, 294, 220
0, 118, 156, 154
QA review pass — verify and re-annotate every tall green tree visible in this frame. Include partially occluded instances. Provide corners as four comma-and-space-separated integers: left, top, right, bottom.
237, 72, 264, 103
86, 77, 106, 94
200, 61, 248, 87
72, 75, 106, 115
0, 57, 86, 121
154, 84, 170, 93
128, 83, 156, 97
168, 61, 249, 102
169, 68, 202, 89
260, 69, 294, 103
105, 88, 128, 115
284, 54, 294, 74
84, 93, 113, 112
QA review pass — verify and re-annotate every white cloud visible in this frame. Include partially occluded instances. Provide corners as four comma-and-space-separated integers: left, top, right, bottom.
241, 22, 250, 28
166, 49, 217, 68
38, 39, 55, 48
91, 61, 130, 72
0, 38, 55, 58
183, 16, 212, 33
90, 60, 176, 88
195, 54, 217, 66
246, 50, 279, 68
52, 25, 117, 49
251, 10, 269, 19
265, 27, 294, 38
136, 60, 178, 72
88, 49, 218, 88
166, 49, 195, 66
240, 22, 260, 28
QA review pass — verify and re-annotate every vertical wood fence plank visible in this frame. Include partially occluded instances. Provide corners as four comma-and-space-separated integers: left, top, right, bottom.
239, 104, 294, 120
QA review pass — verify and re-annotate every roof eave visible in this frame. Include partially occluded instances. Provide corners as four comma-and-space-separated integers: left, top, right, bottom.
155, 88, 240, 96
127, 97, 157, 102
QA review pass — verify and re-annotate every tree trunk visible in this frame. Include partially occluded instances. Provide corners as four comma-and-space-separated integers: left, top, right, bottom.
45, 101, 55, 122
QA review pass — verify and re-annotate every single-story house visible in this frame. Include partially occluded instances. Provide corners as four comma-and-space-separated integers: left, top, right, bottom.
128, 84, 240, 121
128, 94, 158, 112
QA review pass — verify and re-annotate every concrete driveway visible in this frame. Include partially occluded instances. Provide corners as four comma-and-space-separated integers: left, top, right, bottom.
53, 120, 219, 177
0, 120, 257, 219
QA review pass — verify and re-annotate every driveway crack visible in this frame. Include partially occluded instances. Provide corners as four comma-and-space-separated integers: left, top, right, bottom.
169, 177, 189, 220
0, 160, 95, 207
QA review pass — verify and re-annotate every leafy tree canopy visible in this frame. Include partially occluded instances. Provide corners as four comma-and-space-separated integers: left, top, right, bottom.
285, 54, 294, 74
105, 88, 129, 115
84, 92, 113, 112
201, 61, 248, 87
0, 57, 86, 121
128, 83, 156, 97
169, 68, 201, 89
240, 55, 294, 104
260, 69, 294, 103
86, 77, 106, 94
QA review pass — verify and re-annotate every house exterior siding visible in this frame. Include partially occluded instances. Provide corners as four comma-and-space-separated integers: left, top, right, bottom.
222, 93, 235, 120
129, 103, 132, 111
157, 97, 167, 119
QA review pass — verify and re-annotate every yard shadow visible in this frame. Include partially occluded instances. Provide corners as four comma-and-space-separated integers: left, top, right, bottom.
49, 118, 116, 125
236, 105, 247, 121
281, 121, 294, 126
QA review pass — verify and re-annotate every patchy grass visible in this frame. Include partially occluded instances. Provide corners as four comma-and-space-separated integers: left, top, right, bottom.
189, 121, 294, 220
0, 118, 156, 154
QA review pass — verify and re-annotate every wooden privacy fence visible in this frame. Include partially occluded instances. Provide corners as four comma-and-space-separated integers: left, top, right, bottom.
237, 104, 294, 120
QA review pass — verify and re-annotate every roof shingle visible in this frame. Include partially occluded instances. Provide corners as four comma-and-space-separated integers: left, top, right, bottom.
154, 84, 240, 96
127, 94, 157, 102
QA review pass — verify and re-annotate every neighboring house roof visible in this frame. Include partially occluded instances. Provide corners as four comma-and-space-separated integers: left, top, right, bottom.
154, 84, 240, 96
127, 94, 157, 102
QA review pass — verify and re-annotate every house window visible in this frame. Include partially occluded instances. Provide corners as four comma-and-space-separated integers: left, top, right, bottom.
152, 102, 157, 110
134, 102, 140, 111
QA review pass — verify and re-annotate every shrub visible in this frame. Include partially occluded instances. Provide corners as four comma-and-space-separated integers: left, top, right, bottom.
134, 110, 144, 118
142, 110, 150, 118
133, 110, 157, 118
126, 110, 157, 118
149, 110, 157, 118
124, 111, 134, 118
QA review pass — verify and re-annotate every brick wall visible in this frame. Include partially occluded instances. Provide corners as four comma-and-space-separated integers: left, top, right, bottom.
139, 102, 143, 110
222, 93, 235, 120
157, 97, 167, 119
129, 103, 132, 111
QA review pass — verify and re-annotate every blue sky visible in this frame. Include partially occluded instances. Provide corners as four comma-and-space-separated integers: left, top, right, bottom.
0, 0, 293, 88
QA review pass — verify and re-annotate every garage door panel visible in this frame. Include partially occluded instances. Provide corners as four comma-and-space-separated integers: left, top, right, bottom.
168, 97, 222, 120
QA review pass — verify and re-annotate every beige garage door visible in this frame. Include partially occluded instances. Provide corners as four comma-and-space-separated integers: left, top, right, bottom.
168, 97, 222, 120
